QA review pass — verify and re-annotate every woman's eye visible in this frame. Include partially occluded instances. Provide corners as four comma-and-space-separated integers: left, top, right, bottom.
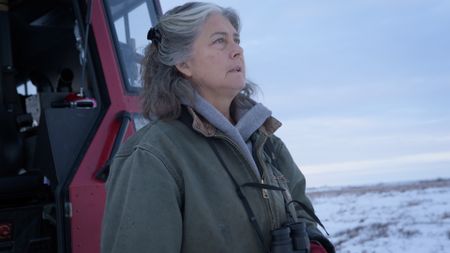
234, 38, 241, 44
213, 38, 225, 44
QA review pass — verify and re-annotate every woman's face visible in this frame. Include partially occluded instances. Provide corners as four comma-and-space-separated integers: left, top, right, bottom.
177, 13, 245, 104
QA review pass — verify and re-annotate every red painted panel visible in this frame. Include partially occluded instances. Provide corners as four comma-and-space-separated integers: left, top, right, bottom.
70, 185, 106, 253
68, 1, 141, 252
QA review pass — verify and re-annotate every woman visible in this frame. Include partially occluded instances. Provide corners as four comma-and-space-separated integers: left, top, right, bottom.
101, 2, 335, 253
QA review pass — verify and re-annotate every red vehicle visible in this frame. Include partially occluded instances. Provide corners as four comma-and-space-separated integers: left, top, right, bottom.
0, 0, 162, 252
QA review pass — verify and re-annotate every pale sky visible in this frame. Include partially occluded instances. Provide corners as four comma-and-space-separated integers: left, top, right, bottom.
160, 0, 450, 187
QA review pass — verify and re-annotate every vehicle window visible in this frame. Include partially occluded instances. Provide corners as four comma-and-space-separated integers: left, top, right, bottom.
104, 0, 158, 92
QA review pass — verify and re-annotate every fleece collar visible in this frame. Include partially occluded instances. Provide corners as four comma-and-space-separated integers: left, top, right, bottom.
181, 93, 281, 178
182, 93, 281, 138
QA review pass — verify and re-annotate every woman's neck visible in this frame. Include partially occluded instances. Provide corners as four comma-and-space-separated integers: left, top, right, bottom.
211, 99, 234, 123
199, 94, 235, 124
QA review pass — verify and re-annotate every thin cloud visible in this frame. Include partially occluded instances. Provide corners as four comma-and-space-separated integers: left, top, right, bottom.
303, 151, 450, 175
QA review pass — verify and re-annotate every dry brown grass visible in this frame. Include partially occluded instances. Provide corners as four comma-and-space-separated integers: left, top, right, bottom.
307, 178, 450, 199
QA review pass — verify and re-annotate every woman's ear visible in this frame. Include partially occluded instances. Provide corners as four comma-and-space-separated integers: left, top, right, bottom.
175, 62, 192, 78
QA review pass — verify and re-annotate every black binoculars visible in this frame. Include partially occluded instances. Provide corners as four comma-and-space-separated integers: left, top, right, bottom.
271, 222, 310, 253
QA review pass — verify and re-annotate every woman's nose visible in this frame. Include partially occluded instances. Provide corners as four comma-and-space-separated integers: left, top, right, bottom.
230, 43, 243, 59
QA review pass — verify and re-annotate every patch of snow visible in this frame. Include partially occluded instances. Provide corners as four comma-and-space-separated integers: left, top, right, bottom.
307, 178, 450, 252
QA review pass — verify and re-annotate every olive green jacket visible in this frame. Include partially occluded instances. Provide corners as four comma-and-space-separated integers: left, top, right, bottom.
101, 108, 333, 253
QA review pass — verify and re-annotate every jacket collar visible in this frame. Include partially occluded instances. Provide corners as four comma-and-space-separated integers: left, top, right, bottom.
186, 107, 282, 137
186, 107, 216, 137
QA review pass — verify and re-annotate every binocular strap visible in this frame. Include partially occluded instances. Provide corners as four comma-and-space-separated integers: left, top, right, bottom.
208, 139, 270, 253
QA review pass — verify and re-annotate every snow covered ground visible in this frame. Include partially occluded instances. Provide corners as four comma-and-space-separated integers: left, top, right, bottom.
307, 178, 450, 252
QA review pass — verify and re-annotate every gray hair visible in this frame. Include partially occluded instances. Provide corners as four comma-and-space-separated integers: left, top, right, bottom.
141, 2, 256, 120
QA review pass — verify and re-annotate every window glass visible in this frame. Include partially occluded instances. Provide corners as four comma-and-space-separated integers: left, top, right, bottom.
16, 80, 37, 96
104, 0, 158, 92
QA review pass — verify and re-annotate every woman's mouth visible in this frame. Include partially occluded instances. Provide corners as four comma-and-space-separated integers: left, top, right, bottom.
229, 66, 242, 73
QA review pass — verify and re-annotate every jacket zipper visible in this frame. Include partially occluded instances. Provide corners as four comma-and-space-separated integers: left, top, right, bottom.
252, 134, 278, 229
214, 133, 276, 229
